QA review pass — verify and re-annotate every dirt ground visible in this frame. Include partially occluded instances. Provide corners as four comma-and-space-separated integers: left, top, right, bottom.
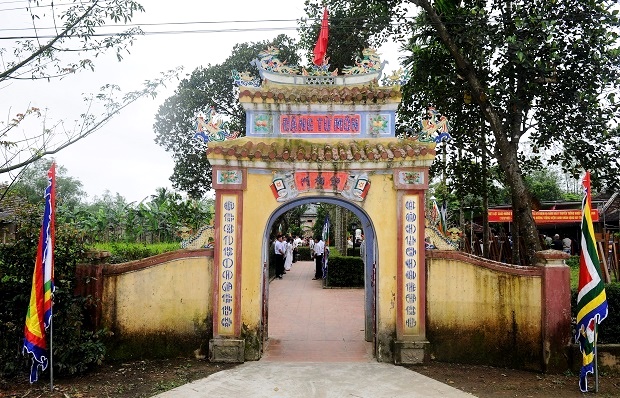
1, 357, 619, 397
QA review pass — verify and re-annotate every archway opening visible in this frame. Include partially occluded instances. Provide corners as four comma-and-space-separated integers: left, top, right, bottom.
260, 196, 377, 361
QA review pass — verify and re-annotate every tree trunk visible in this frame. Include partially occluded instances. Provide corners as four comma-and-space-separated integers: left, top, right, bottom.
414, 0, 543, 264
481, 124, 489, 258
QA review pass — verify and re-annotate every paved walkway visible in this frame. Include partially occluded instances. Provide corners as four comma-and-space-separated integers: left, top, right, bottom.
262, 259, 373, 362
154, 260, 474, 398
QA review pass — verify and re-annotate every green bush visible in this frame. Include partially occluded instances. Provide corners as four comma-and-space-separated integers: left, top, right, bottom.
297, 246, 312, 261
325, 256, 364, 288
571, 283, 620, 344
0, 203, 106, 380
346, 247, 361, 257
567, 255, 579, 290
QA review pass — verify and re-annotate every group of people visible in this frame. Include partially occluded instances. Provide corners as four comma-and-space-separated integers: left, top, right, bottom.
273, 235, 303, 279
543, 233, 573, 254
271, 233, 330, 281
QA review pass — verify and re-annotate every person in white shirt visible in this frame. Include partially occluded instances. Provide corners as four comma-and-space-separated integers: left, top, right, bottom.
293, 235, 302, 263
313, 236, 325, 280
274, 234, 286, 279
284, 236, 294, 271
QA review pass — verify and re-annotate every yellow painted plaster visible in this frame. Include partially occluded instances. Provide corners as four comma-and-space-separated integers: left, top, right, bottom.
240, 172, 277, 330
102, 257, 213, 335
427, 258, 542, 335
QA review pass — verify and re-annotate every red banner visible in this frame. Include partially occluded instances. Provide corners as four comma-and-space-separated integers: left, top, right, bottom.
280, 114, 361, 134
294, 171, 348, 191
488, 209, 600, 223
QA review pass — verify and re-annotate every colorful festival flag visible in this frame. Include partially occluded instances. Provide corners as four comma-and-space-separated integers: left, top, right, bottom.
575, 171, 608, 392
322, 214, 330, 278
23, 162, 56, 383
313, 7, 329, 66
431, 198, 446, 235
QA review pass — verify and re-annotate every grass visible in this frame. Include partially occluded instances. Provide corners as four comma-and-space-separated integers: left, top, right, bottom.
568, 254, 620, 290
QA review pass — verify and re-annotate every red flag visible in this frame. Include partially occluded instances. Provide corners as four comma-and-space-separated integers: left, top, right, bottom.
313, 7, 329, 66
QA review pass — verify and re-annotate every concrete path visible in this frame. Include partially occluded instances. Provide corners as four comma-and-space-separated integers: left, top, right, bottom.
154, 361, 475, 397
153, 261, 474, 397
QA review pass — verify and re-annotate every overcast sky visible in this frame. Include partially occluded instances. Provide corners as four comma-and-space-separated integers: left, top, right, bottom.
0, 1, 404, 203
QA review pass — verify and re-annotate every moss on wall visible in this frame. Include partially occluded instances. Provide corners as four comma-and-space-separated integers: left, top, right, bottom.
105, 331, 204, 362
376, 330, 396, 363
241, 323, 262, 361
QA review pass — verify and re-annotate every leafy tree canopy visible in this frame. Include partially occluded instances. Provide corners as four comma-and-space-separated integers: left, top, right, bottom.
11, 159, 86, 209
404, 0, 620, 264
153, 34, 299, 198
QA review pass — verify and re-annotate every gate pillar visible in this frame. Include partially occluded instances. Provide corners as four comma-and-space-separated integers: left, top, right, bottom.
209, 169, 246, 362
394, 171, 430, 364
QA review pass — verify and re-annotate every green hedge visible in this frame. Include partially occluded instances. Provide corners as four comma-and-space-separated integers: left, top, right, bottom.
297, 246, 313, 261
346, 247, 361, 257
571, 283, 620, 344
325, 256, 364, 288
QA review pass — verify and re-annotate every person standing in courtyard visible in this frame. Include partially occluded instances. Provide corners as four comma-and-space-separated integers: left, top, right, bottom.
313, 235, 325, 280
359, 233, 366, 266
284, 236, 294, 272
274, 234, 285, 279
551, 234, 563, 251
562, 235, 572, 254
293, 235, 302, 263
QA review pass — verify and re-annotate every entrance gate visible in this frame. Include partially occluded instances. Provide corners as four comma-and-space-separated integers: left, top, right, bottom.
205, 48, 441, 364
264, 196, 377, 348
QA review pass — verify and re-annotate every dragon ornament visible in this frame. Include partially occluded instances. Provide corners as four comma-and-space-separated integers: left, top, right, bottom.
417, 106, 452, 143
250, 46, 299, 75
342, 48, 387, 75
194, 108, 238, 144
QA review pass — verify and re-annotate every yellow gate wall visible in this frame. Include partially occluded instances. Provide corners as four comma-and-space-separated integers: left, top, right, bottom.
98, 250, 214, 360
426, 250, 546, 370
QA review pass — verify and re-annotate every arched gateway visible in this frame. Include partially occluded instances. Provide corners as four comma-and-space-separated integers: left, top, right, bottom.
206, 49, 440, 364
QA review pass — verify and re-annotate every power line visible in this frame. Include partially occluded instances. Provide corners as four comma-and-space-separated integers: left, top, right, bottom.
0, 25, 307, 40
0, 18, 307, 33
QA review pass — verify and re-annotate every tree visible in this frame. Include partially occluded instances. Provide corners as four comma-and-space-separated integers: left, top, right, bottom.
153, 35, 299, 198
0, 1, 179, 176
409, 0, 620, 264
11, 159, 85, 208
301, 1, 620, 265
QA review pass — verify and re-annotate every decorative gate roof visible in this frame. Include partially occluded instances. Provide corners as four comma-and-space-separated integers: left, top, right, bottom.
206, 137, 435, 169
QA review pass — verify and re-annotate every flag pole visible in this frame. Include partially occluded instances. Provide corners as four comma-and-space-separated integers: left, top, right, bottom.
49, 313, 54, 391
594, 321, 599, 393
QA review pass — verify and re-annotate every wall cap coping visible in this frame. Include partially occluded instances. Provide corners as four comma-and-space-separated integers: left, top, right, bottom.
101, 248, 214, 276
536, 249, 570, 267
426, 249, 543, 276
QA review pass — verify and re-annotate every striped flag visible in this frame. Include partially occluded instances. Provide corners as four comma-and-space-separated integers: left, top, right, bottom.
575, 171, 608, 392
322, 215, 330, 278
431, 198, 446, 235
23, 162, 56, 383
